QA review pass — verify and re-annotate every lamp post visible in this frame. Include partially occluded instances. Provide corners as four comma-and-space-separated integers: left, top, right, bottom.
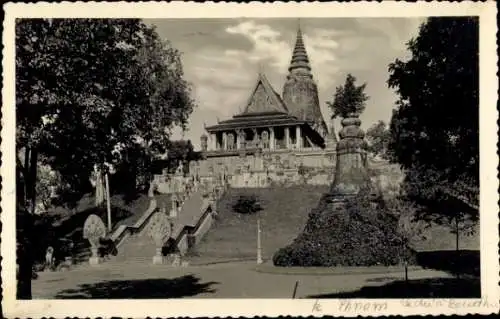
257, 213, 263, 264
105, 173, 112, 232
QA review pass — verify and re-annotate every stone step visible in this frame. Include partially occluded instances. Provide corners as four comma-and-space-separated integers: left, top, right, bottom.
114, 190, 206, 262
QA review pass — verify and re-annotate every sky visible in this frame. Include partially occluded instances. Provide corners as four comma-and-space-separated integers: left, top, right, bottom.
145, 18, 425, 150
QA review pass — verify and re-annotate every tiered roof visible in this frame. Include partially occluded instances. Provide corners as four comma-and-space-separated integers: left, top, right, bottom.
205, 73, 305, 132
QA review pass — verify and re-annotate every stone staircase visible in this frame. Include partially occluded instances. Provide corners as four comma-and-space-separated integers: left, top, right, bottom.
108, 188, 218, 265
112, 226, 156, 263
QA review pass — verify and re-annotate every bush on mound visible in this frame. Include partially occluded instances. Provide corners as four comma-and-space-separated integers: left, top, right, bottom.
273, 194, 417, 267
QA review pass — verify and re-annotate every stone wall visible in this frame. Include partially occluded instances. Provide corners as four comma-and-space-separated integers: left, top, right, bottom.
153, 150, 402, 191
179, 148, 336, 188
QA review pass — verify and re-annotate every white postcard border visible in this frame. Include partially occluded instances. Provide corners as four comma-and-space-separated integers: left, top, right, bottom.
2, 1, 498, 317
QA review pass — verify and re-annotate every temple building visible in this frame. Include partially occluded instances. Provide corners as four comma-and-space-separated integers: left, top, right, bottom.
194, 24, 338, 186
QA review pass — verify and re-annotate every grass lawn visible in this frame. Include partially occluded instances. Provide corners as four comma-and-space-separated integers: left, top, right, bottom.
191, 185, 329, 260
189, 185, 480, 278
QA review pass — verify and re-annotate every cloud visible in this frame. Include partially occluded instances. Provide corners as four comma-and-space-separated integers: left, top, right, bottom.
222, 20, 344, 91
225, 20, 292, 71
148, 18, 424, 149
302, 31, 341, 90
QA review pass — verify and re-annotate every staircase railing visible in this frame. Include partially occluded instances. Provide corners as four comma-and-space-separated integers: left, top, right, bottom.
110, 198, 158, 248
108, 175, 228, 260
170, 182, 228, 255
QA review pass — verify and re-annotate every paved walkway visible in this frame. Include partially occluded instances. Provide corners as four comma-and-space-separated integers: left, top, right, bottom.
32, 261, 460, 299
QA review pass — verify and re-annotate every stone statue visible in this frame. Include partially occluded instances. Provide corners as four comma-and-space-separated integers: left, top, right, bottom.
148, 181, 156, 198
261, 131, 269, 149
251, 128, 259, 147
237, 130, 246, 149
200, 134, 208, 151
90, 165, 105, 207
83, 214, 107, 265
170, 193, 178, 217
222, 133, 228, 150
227, 133, 235, 150
147, 211, 172, 264
175, 161, 184, 176
289, 154, 297, 169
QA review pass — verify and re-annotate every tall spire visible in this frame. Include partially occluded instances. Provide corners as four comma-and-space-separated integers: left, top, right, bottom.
288, 20, 312, 76
282, 19, 327, 137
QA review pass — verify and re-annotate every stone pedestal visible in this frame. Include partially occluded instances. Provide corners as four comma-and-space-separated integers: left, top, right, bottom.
329, 115, 372, 198
83, 214, 107, 266
152, 247, 164, 264
89, 247, 101, 265
89, 256, 102, 266
171, 254, 181, 267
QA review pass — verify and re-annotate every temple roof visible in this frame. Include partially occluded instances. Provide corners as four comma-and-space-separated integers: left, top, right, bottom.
205, 111, 307, 132
241, 73, 289, 114
205, 73, 299, 132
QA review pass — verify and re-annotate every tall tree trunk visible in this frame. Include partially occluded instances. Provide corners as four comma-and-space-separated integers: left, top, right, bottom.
23, 147, 30, 206
16, 161, 32, 299
17, 146, 37, 299
455, 214, 460, 279
17, 208, 33, 299
29, 148, 38, 214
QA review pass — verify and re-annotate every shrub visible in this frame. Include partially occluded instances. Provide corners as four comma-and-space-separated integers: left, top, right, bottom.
232, 195, 263, 215
273, 194, 417, 267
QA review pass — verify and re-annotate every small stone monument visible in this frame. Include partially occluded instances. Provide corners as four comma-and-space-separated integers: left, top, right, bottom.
172, 254, 181, 267
170, 193, 178, 218
200, 134, 208, 152
175, 161, 184, 176
148, 181, 156, 198
147, 211, 172, 265
83, 214, 107, 265
329, 113, 372, 198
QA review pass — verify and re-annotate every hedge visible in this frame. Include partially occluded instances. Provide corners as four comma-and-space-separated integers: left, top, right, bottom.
273, 194, 417, 267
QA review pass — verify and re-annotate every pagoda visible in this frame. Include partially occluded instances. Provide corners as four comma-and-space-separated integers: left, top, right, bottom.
202, 24, 335, 158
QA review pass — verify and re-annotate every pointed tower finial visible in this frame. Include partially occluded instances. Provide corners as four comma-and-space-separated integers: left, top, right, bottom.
258, 61, 265, 76
283, 18, 328, 137
288, 19, 311, 76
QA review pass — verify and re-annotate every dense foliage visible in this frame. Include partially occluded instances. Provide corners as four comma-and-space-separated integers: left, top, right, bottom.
387, 17, 479, 221
365, 120, 390, 158
232, 195, 263, 215
16, 19, 195, 211
327, 73, 369, 119
16, 18, 195, 298
273, 194, 416, 267
153, 140, 203, 175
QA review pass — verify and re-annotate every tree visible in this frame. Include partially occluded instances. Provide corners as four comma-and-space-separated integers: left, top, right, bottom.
385, 194, 428, 281
152, 140, 203, 175
15, 19, 195, 298
387, 17, 478, 186
327, 73, 369, 119
366, 120, 390, 158
387, 17, 479, 264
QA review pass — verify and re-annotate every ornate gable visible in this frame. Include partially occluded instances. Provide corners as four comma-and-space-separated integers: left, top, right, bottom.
242, 73, 288, 114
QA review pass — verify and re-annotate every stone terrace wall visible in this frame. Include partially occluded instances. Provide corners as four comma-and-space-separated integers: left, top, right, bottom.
181, 149, 336, 188
153, 151, 401, 191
